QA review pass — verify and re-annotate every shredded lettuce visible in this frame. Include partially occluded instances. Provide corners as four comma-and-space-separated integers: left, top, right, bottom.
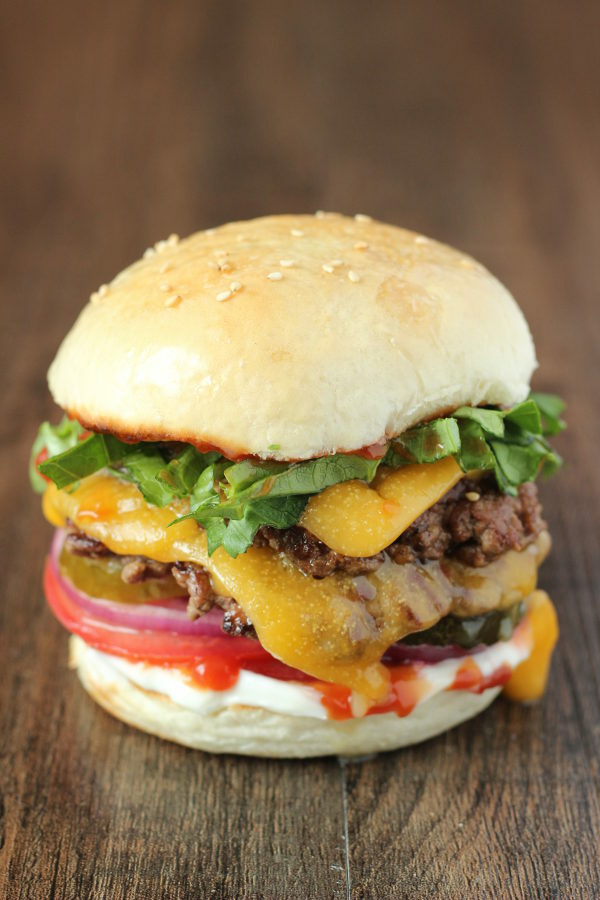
31, 393, 565, 557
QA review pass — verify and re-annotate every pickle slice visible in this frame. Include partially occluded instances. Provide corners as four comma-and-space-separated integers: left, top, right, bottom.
59, 545, 183, 604
401, 602, 526, 649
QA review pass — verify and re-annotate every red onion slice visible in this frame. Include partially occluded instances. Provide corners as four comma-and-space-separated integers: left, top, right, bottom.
383, 641, 484, 664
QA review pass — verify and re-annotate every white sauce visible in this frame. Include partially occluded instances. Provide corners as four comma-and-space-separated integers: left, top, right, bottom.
84, 629, 532, 721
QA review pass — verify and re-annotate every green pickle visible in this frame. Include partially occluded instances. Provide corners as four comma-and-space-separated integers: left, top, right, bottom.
59, 545, 182, 604
401, 601, 526, 649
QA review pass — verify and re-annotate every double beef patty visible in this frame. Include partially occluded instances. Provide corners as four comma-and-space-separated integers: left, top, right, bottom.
64, 475, 545, 630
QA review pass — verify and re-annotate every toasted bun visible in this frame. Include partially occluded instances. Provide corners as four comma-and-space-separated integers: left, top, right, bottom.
48, 214, 535, 460
70, 636, 500, 758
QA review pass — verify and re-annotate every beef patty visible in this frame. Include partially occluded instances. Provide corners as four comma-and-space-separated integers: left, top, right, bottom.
255, 476, 544, 575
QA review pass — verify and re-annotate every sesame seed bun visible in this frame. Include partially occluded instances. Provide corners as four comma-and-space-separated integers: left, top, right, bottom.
70, 635, 500, 758
48, 213, 536, 459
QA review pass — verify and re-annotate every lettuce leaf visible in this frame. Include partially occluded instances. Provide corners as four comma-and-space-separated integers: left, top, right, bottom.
218, 496, 308, 558
383, 399, 563, 496
529, 392, 566, 436
384, 418, 461, 466
453, 402, 561, 496
37, 432, 131, 489
29, 416, 85, 491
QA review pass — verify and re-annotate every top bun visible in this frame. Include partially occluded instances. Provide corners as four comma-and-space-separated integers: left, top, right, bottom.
48, 213, 536, 460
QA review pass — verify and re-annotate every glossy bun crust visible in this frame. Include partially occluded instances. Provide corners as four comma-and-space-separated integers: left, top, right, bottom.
70, 636, 500, 758
48, 214, 536, 460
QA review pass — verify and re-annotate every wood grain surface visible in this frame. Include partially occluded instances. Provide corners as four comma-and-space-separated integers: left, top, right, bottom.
1, 2, 599, 897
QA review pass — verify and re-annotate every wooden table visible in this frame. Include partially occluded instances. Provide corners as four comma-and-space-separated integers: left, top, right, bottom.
1, 2, 598, 897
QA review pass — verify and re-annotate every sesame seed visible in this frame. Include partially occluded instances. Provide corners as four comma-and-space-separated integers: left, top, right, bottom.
267, 271, 283, 281
143, 247, 156, 259
330, 259, 343, 267
230, 281, 242, 292
159, 283, 172, 292
167, 233, 179, 246
98, 284, 109, 297
90, 292, 100, 304
465, 491, 480, 502
322, 264, 334, 274
216, 290, 232, 302
165, 294, 182, 307
315, 210, 326, 218
290, 229, 304, 237
348, 270, 360, 282
354, 213, 372, 223
279, 259, 295, 267
354, 241, 368, 250
159, 262, 173, 274
205, 228, 216, 236
155, 239, 168, 253
218, 261, 233, 272
414, 235, 430, 245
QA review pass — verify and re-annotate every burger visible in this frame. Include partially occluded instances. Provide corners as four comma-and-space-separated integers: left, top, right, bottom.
30, 213, 565, 758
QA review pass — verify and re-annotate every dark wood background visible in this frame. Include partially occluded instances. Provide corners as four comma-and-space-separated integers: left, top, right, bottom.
1, 2, 598, 897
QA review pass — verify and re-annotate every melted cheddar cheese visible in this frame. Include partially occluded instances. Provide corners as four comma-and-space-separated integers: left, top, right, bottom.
43, 470, 550, 702
503, 591, 558, 702
300, 457, 463, 556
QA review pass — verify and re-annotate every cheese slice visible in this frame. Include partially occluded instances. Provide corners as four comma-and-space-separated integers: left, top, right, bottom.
503, 590, 558, 702
300, 457, 463, 556
43, 471, 548, 702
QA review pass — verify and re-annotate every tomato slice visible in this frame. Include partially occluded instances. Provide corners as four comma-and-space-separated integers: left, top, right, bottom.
35, 447, 52, 484
43, 558, 312, 682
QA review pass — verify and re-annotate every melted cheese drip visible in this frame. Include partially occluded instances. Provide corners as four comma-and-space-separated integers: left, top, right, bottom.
503, 591, 558, 701
300, 457, 463, 556
43, 473, 549, 702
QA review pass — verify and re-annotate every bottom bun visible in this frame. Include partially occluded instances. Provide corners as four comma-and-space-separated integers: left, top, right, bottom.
69, 636, 501, 758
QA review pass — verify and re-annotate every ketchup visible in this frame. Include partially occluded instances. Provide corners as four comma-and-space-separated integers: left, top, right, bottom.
450, 659, 512, 693
188, 657, 240, 691
317, 663, 427, 721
